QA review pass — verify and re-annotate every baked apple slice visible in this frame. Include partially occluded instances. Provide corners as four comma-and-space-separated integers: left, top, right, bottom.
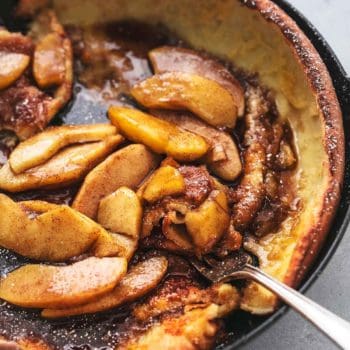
149, 46, 245, 116
0, 52, 30, 90
0, 257, 127, 308
185, 190, 230, 256
91, 230, 123, 258
92, 229, 138, 260
73, 144, 160, 219
0, 194, 106, 261
29, 9, 73, 123
142, 165, 185, 203
9, 124, 117, 173
19, 199, 137, 260
33, 29, 66, 89
153, 110, 242, 181
131, 72, 238, 128
0, 29, 44, 139
98, 187, 142, 239
94, 187, 142, 260
0, 135, 123, 192
0, 11, 73, 140
108, 106, 209, 162
42, 256, 168, 318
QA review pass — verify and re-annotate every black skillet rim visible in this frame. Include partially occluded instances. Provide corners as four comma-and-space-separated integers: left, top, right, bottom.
222, 0, 350, 348
0, 1, 349, 349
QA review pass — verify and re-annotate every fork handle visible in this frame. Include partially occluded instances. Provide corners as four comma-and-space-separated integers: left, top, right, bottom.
238, 264, 350, 349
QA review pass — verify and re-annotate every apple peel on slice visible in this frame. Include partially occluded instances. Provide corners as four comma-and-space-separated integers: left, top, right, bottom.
131, 72, 237, 128
149, 46, 245, 116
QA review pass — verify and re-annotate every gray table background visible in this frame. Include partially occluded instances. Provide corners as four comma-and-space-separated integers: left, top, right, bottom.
242, 1, 350, 349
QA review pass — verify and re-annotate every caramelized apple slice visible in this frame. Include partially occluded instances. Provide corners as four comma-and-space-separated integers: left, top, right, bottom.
30, 10, 73, 119
113, 233, 138, 261
0, 257, 127, 308
92, 230, 122, 258
93, 231, 139, 261
0, 30, 47, 140
98, 187, 142, 238
143, 165, 185, 203
42, 256, 168, 318
153, 110, 242, 181
95, 187, 142, 260
33, 32, 65, 88
73, 144, 160, 219
0, 10, 73, 139
131, 72, 237, 128
9, 124, 117, 173
93, 231, 138, 261
22, 194, 138, 262
149, 46, 245, 116
0, 52, 30, 90
20, 199, 131, 260
185, 190, 230, 255
0, 194, 105, 261
108, 107, 209, 161
0, 135, 123, 192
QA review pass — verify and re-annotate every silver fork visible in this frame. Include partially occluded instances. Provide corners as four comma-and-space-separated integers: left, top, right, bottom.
189, 253, 350, 349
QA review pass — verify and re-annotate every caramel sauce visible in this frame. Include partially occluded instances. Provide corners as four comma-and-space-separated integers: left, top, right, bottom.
67, 22, 175, 109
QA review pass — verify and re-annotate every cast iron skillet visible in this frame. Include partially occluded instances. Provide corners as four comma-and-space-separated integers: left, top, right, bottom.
0, 0, 349, 349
